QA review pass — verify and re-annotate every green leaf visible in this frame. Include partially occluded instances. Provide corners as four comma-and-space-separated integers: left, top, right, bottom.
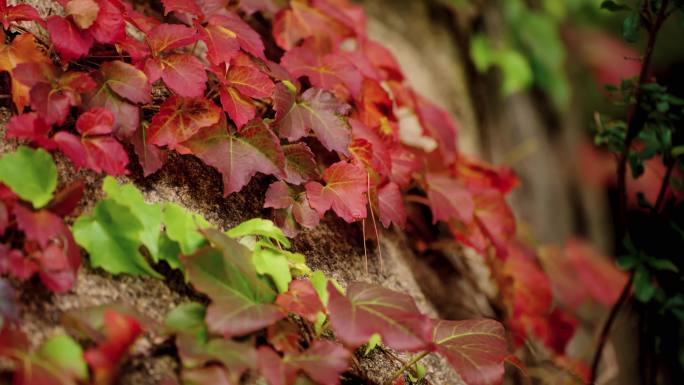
163, 203, 211, 255
496, 48, 533, 95
164, 302, 208, 342
601, 1, 630, 12
0, 146, 57, 208
73, 199, 163, 277
617, 253, 639, 270
408, 362, 427, 383
158, 232, 183, 269
37, 334, 88, 381
634, 266, 656, 302
470, 34, 494, 72
363, 333, 381, 356
103, 176, 163, 258
622, 11, 640, 42
646, 257, 679, 272
226, 218, 290, 248
253, 246, 292, 293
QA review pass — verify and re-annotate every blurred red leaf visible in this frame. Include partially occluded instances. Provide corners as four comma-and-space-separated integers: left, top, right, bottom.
426, 173, 474, 224
0, 1, 41, 29
84, 310, 143, 385
433, 319, 509, 385
377, 181, 406, 228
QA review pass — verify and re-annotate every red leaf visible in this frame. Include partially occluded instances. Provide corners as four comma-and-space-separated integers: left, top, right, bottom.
305, 161, 367, 223
414, 93, 458, 164
276, 279, 324, 322
146, 23, 198, 55
359, 38, 404, 81
348, 138, 373, 170
131, 126, 165, 177
89, 0, 125, 44
389, 146, 420, 188
267, 320, 301, 354
0, 33, 51, 112
453, 154, 519, 195
377, 182, 406, 228
272, 2, 352, 51
13, 205, 80, 292
55, 108, 129, 175
265, 181, 295, 209
147, 96, 221, 148
199, 23, 240, 66
226, 64, 275, 99
265, 182, 320, 232
99, 60, 151, 105
327, 281, 432, 351
564, 238, 629, 307
6, 113, 56, 150
275, 86, 351, 154
84, 310, 143, 385
350, 119, 391, 177
0, 2, 41, 29
161, 0, 203, 18
46, 16, 93, 61
433, 319, 509, 385
158, 54, 207, 97
219, 85, 256, 129
473, 190, 516, 259
183, 230, 283, 337
281, 43, 361, 100
208, 13, 266, 59
287, 340, 350, 385
353, 78, 394, 129
283, 143, 319, 185
426, 173, 474, 224
257, 341, 350, 385
257, 346, 297, 385
181, 118, 285, 195
76, 107, 115, 135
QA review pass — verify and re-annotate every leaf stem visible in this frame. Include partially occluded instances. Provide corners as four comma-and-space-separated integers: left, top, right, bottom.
653, 159, 675, 213
386, 351, 430, 385
589, 271, 634, 384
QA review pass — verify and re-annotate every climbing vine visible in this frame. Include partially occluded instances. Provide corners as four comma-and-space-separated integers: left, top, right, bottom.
0, 0, 664, 384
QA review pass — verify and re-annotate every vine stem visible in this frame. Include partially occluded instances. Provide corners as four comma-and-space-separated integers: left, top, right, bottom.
591, 1, 671, 382
589, 272, 634, 384
386, 351, 429, 384
616, 0, 671, 226
653, 160, 675, 213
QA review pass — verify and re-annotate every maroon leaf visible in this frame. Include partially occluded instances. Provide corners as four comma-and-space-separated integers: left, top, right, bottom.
433, 319, 509, 385
281, 43, 361, 100
305, 161, 367, 223
377, 182, 406, 228
181, 118, 285, 195
289, 341, 350, 385
257, 346, 296, 385
283, 143, 319, 185
426, 173, 474, 224
147, 96, 221, 148
99, 61, 151, 104
276, 279, 324, 322
183, 229, 283, 337
267, 320, 301, 354
158, 54, 207, 97
327, 281, 432, 351
131, 125, 165, 176
274, 85, 352, 154
47, 181, 85, 217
